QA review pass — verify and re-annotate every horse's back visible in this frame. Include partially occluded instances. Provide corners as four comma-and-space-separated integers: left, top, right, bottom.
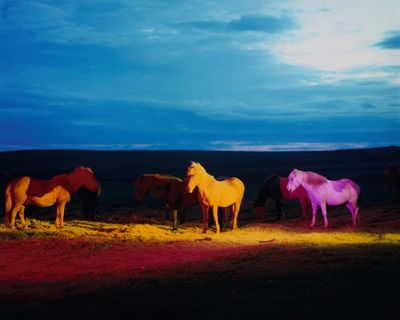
26, 178, 61, 197
337, 178, 360, 194
220, 177, 245, 197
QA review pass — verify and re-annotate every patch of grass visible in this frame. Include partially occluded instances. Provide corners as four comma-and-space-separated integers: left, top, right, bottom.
1, 213, 400, 248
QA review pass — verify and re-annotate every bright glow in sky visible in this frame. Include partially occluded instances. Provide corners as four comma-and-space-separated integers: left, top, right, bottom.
0, 0, 399, 151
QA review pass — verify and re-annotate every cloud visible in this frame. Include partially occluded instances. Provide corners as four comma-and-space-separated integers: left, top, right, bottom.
361, 103, 376, 109
0, 143, 166, 152
176, 14, 295, 33
209, 141, 370, 152
0, 1, 129, 46
376, 31, 400, 49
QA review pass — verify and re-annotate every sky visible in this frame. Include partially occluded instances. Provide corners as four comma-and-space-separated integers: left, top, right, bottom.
0, 0, 399, 151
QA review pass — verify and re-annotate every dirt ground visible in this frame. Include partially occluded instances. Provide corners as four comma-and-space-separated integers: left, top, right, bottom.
0, 147, 399, 319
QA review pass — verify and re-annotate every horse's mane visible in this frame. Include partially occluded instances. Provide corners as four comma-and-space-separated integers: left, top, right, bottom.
189, 161, 214, 180
303, 171, 327, 186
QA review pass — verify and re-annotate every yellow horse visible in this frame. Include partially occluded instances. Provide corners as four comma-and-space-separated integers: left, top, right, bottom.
4, 166, 100, 230
186, 161, 245, 234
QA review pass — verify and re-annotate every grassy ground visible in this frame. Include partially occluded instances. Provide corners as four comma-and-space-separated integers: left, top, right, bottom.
1, 148, 399, 319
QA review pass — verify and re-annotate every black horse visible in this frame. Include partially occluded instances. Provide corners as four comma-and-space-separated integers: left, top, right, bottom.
1, 171, 100, 222
254, 174, 309, 220
0, 171, 13, 217
385, 164, 400, 196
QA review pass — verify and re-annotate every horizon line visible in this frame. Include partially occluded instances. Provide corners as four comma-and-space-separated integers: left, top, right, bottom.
0, 145, 398, 153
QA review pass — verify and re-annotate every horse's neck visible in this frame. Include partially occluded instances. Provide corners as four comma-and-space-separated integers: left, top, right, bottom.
198, 171, 216, 194
53, 174, 76, 193
254, 184, 270, 206
301, 172, 327, 192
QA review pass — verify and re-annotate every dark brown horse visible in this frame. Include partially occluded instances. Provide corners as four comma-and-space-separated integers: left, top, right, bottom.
385, 164, 400, 196
254, 174, 310, 220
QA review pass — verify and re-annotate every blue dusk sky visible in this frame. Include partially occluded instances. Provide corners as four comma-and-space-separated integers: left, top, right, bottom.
0, 0, 399, 151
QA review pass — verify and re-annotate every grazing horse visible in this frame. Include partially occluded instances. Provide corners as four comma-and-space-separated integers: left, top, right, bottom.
134, 173, 198, 230
385, 164, 400, 196
186, 161, 245, 234
287, 169, 360, 227
4, 166, 100, 230
1, 171, 99, 222
254, 174, 309, 220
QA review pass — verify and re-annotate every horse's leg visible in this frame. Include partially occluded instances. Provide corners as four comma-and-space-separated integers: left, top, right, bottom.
299, 197, 307, 219
18, 205, 28, 230
310, 201, 318, 227
9, 204, 22, 230
55, 202, 66, 228
171, 208, 178, 231
346, 201, 359, 225
201, 204, 209, 233
320, 201, 328, 227
232, 200, 242, 230
55, 204, 61, 228
212, 206, 220, 233
219, 207, 225, 230
275, 198, 284, 220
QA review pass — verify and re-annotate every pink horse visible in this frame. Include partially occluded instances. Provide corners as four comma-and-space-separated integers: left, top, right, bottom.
287, 169, 360, 227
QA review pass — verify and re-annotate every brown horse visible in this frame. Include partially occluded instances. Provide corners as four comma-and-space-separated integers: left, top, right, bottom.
4, 166, 100, 230
134, 174, 198, 230
186, 161, 245, 234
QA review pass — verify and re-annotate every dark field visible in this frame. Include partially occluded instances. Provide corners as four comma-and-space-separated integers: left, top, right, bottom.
0, 147, 400, 319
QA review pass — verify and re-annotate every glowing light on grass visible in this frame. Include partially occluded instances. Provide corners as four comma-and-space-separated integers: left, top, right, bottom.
1, 219, 400, 247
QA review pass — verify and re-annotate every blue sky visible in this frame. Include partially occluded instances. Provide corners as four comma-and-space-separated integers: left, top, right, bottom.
0, 0, 399, 151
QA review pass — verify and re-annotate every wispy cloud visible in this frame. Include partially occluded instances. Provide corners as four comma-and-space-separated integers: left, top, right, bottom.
210, 141, 370, 151
0, 1, 129, 46
0, 143, 166, 152
176, 14, 295, 33
376, 31, 400, 49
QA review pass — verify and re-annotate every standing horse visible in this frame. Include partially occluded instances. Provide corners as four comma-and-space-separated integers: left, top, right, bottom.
4, 166, 100, 230
254, 174, 309, 220
186, 161, 245, 234
385, 164, 400, 196
134, 173, 198, 230
2, 171, 99, 222
287, 169, 360, 227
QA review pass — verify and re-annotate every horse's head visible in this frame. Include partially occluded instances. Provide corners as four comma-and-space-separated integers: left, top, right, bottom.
71, 166, 101, 195
287, 169, 302, 192
186, 161, 201, 193
134, 175, 151, 201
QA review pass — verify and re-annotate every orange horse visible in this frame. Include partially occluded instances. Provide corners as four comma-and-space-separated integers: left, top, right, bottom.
186, 161, 245, 234
4, 166, 100, 230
